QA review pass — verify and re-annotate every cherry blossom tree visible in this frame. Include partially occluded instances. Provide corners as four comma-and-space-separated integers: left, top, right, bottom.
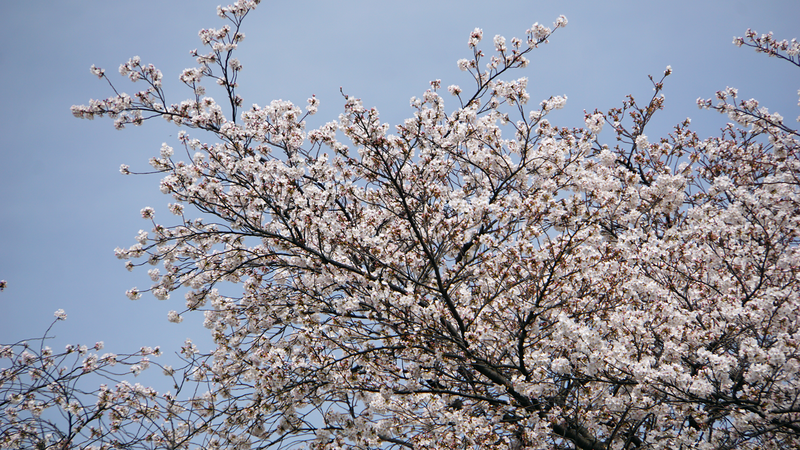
4, 0, 800, 448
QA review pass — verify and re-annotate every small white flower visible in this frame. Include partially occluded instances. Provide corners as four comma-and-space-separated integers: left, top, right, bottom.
168, 310, 184, 323
126, 288, 142, 300
153, 288, 170, 300
131, 364, 143, 376
140, 207, 155, 219
90, 65, 105, 78
598, 149, 617, 167
306, 95, 319, 115
585, 113, 605, 134
468, 28, 483, 48
542, 95, 567, 110
635, 134, 650, 149
494, 35, 507, 52
54, 309, 67, 321
551, 357, 571, 375
160, 143, 174, 158
168, 203, 184, 216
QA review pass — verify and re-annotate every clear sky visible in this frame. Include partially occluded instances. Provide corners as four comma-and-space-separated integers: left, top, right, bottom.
1, 0, 798, 379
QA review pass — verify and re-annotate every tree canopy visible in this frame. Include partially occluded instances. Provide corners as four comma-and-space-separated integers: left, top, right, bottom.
3, 1, 800, 448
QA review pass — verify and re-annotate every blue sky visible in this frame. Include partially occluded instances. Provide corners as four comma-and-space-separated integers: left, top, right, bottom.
1, 0, 798, 376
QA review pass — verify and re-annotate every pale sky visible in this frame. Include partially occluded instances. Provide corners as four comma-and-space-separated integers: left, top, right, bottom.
1, 0, 798, 384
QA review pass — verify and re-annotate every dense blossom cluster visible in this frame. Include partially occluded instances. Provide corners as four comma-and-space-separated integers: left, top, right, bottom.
5, 1, 798, 448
